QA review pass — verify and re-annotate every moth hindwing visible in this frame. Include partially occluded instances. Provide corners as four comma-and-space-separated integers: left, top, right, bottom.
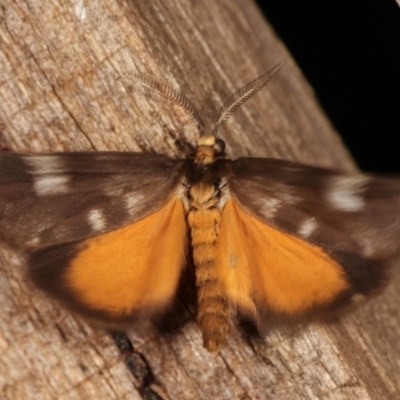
0, 63, 397, 352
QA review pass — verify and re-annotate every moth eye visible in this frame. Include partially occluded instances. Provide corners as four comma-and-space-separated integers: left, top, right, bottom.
182, 181, 190, 188
214, 138, 226, 154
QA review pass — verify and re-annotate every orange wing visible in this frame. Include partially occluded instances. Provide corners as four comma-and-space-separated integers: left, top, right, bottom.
215, 200, 351, 318
30, 198, 187, 323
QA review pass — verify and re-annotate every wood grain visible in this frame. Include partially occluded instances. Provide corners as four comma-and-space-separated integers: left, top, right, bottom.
1, 0, 399, 399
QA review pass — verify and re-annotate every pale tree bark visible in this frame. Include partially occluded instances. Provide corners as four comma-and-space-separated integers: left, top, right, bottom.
0, 0, 399, 399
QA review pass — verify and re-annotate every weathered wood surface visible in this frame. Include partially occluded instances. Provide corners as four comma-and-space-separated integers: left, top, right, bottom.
1, 0, 399, 399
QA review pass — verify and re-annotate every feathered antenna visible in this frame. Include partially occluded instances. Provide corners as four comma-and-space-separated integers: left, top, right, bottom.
133, 74, 206, 137
211, 61, 285, 137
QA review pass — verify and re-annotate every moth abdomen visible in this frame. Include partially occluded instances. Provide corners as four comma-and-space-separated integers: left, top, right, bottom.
188, 207, 230, 352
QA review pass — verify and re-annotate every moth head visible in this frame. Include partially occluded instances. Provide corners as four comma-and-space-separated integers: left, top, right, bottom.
194, 136, 226, 165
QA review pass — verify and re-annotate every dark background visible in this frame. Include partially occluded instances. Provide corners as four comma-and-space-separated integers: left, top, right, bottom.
257, 1, 400, 172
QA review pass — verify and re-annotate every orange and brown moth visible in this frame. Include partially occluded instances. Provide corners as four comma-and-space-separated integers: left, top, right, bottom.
0, 63, 398, 352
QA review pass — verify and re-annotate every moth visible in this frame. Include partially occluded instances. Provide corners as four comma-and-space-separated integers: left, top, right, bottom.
0, 63, 398, 352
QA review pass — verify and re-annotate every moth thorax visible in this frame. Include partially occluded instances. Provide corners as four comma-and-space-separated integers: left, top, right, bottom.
189, 182, 219, 210
194, 135, 223, 165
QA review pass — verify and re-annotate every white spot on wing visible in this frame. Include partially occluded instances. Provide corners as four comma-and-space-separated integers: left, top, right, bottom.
25, 156, 70, 195
299, 217, 317, 238
326, 176, 369, 212
124, 192, 146, 216
87, 209, 106, 231
34, 175, 70, 196
73, 0, 87, 21
260, 198, 281, 219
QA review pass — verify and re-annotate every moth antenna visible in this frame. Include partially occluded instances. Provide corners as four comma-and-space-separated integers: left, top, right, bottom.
211, 61, 285, 137
134, 74, 206, 136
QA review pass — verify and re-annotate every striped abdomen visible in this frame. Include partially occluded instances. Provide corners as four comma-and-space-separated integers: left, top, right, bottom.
188, 208, 230, 352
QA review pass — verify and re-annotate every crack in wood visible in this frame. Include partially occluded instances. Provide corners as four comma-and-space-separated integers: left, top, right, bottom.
111, 331, 165, 400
